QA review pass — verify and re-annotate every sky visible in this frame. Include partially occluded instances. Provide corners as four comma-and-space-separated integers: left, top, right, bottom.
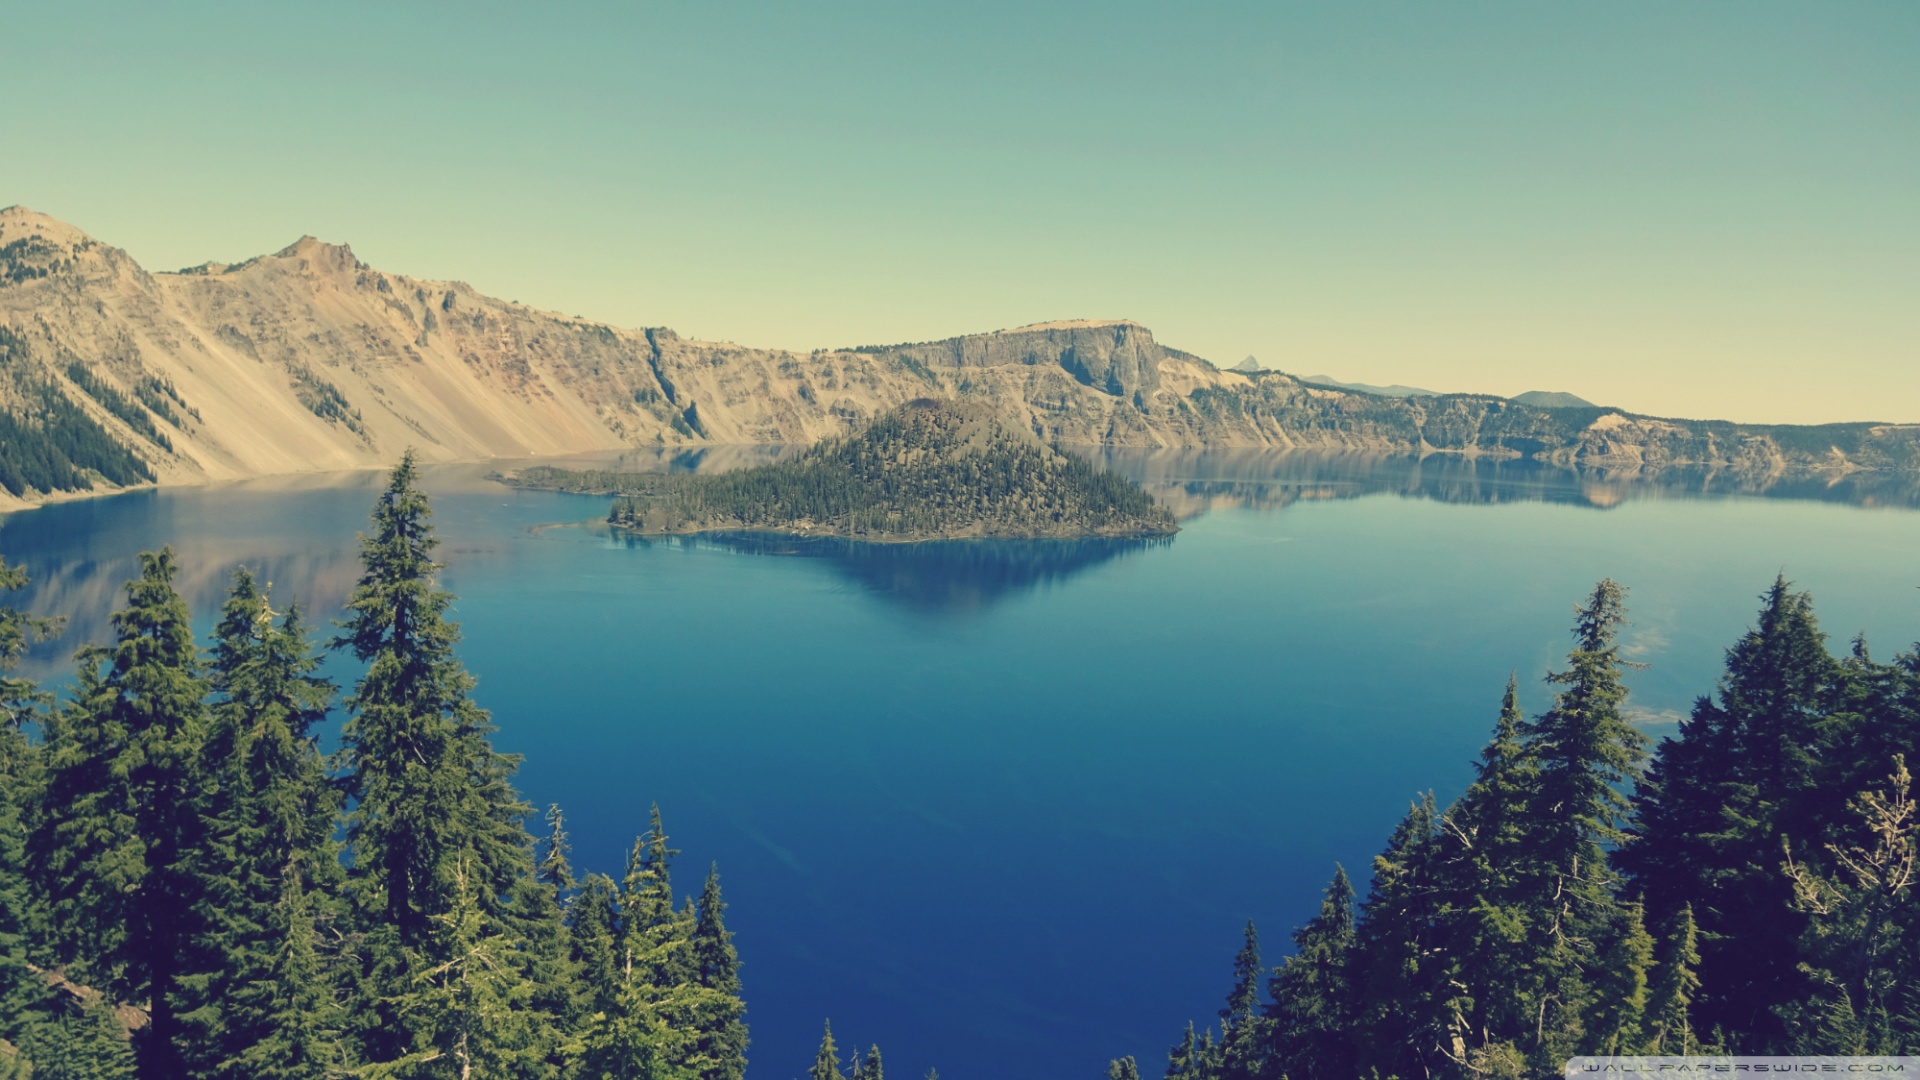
4, 2, 1915, 424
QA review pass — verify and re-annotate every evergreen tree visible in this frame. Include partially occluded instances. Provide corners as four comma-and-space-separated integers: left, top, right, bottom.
381, 861, 546, 1079
810, 1022, 846, 1080
1527, 580, 1645, 852
1518, 579, 1647, 1068
690, 863, 748, 1080
1780, 755, 1918, 1053
1432, 676, 1548, 1066
570, 873, 623, 1022
1107, 1057, 1141, 1080
221, 868, 353, 1078
1587, 901, 1655, 1055
19, 988, 137, 1080
510, 807, 578, 1077
1645, 904, 1703, 1054
174, 571, 343, 1079
0, 556, 58, 1053
620, 807, 694, 990
1164, 1021, 1215, 1080
30, 548, 208, 1077
850, 1045, 882, 1080
1263, 867, 1355, 1080
1350, 795, 1451, 1080
540, 804, 577, 893
1214, 922, 1262, 1080
1624, 577, 1838, 1046
330, 454, 538, 1066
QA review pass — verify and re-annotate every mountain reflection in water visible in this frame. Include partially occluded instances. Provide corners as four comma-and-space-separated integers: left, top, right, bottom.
1095, 449, 1920, 515
5, 449, 1920, 674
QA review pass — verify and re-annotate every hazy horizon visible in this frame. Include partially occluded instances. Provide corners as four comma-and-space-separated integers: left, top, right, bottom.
5, 2, 1914, 425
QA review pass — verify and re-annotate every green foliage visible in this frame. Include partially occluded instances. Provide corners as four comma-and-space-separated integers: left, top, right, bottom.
174, 570, 346, 1079
1263, 868, 1356, 1080
0, 328, 153, 495
29, 548, 207, 1076
516, 398, 1177, 540
330, 452, 536, 1066
1621, 576, 1840, 1046
0, 467, 753, 1079
690, 864, 748, 1080
286, 363, 363, 434
810, 1023, 846, 1080
16, 989, 136, 1080
0, 237, 72, 285
64, 361, 172, 452
1143, 576, 1920, 1074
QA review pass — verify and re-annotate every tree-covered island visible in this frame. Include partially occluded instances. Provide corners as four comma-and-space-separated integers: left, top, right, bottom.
505, 399, 1178, 541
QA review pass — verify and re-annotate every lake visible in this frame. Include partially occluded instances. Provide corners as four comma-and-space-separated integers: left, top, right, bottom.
5, 452, 1919, 1079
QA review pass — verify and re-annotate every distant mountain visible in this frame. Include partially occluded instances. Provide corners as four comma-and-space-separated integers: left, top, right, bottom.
1511, 390, 1597, 409
511, 398, 1178, 540
3, 206, 1918, 509
1302, 374, 1442, 399
1231, 356, 1261, 373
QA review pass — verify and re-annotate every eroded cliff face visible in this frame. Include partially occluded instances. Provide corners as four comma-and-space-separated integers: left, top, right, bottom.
2, 206, 1916, 510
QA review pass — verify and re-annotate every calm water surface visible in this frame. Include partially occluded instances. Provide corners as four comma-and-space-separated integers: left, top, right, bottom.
5, 453, 1920, 1079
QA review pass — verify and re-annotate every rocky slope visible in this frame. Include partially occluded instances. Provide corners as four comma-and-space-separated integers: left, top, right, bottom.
3, 207, 1917, 510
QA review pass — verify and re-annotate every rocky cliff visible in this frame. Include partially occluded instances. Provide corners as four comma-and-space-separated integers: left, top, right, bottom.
2, 207, 1916, 510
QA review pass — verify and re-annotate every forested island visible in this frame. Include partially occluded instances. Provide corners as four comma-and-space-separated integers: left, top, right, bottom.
1113, 580, 1920, 1080
508, 399, 1178, 541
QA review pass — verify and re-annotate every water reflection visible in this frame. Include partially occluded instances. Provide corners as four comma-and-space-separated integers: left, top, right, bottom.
1095, 450, 1920, 514
6, 449, 1920, 674
617, 531, 1169, 613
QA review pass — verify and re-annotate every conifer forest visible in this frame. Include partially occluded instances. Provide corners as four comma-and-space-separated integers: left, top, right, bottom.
1, 457, 1916, 1079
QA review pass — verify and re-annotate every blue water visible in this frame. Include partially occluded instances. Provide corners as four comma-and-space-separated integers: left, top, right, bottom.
6, 455, 1920, 1079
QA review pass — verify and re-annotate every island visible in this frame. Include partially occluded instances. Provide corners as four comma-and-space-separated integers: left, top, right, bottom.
506, 398, 1180, 540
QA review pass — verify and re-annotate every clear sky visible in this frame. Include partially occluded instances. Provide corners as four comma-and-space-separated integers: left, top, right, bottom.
5, 2, 1915, 423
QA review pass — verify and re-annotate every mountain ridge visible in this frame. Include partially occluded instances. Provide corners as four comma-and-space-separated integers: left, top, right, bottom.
3, 208, 1917, 511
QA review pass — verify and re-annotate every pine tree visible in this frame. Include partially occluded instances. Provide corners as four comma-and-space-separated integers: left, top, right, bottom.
1587, 901, 1655, 1055
175, 571, 343, 1079
1215, 922, 1262, 1080
1164, 1021, 1216, 1080
1107, 1057, 1141, 1080
1645, 904, 1702, 1054
1264, 867, 1356, 1080
222, 868, 353, 1078
854, 1045, 882, 1080
570, 873, 623, 1022
510, 806, 578, 1077
573, 814, 728, 1080
330, 455, 538, 1066
620, 807, 693, 990
19, 987, 136, 1080
383, 861, 547, 1079
0, 556, 58, 1053
810, 1022, 846, 1080
1351, 795, 1451, 1080
540, 804, 577, 893
1434, 676, 1547, 1061
1623, 577, 1839, 1047
1519, 580, 1647, 1068
690, 864, 748, 1080
1780, 755, 1918, 1053
30, 548, 208, 1077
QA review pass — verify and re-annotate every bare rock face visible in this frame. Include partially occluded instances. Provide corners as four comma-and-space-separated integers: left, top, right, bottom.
1, 206, 1916, 508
